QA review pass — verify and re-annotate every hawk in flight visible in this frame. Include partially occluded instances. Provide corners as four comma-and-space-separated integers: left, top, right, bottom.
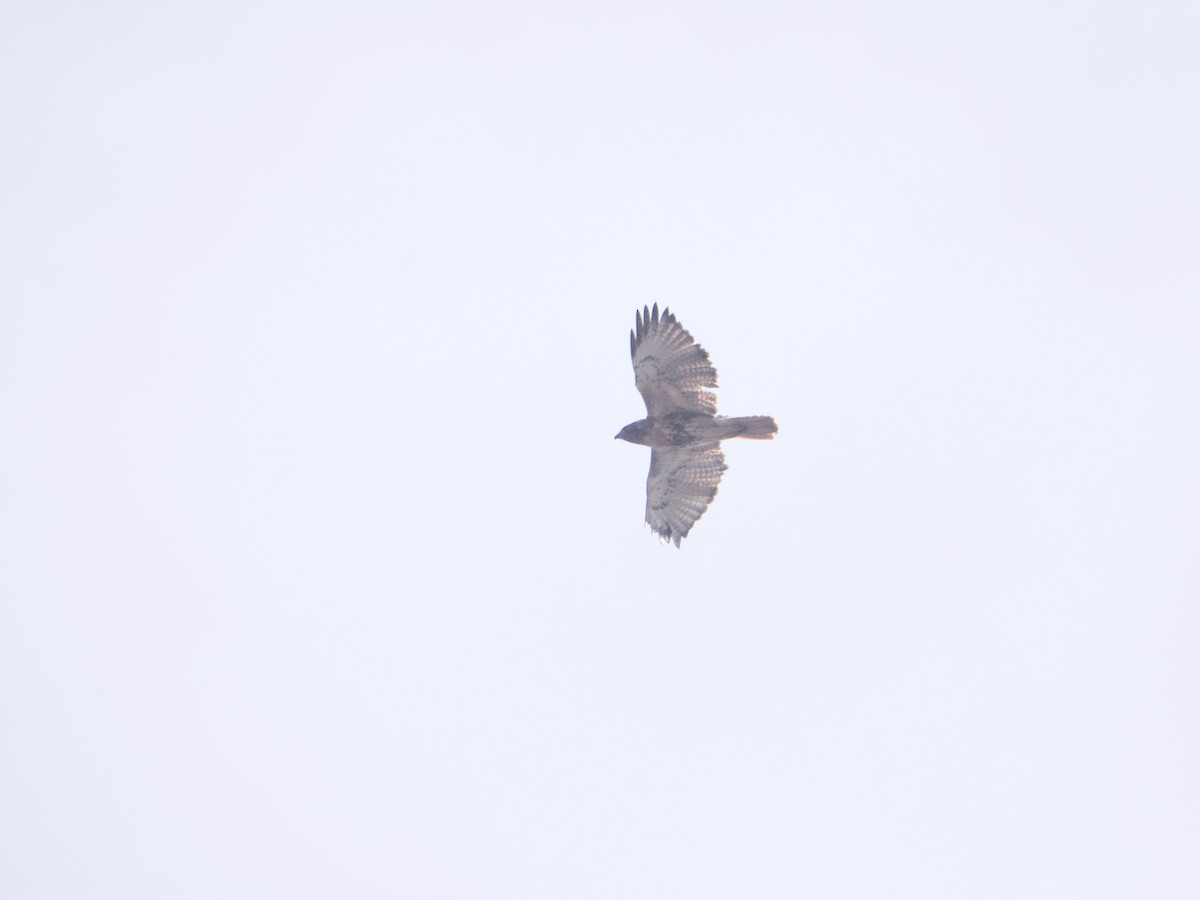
616, 304, 777, 546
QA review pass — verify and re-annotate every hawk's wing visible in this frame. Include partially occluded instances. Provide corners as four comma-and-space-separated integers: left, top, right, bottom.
631, 303, 718, 418
646, 444, 727, 547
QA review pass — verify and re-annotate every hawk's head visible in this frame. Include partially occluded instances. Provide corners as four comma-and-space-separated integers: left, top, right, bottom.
615, 420, 650, 445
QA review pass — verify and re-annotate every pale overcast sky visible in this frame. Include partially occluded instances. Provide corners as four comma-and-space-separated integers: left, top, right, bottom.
2, 2, 1198, 898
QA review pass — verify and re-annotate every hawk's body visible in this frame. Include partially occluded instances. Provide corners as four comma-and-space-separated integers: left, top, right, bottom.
616, 304, 777, 546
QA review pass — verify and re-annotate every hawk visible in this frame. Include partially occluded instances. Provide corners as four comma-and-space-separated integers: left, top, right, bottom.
616, 303, 778, 546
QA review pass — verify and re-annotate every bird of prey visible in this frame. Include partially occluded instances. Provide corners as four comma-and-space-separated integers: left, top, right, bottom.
616, 303, 777, 546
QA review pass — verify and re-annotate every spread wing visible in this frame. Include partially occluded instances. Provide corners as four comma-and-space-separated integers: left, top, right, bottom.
645, 444, 727, 547
631, 303, 718, 418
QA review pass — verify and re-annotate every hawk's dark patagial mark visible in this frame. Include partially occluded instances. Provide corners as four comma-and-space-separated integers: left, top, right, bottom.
616, 304, 778, 546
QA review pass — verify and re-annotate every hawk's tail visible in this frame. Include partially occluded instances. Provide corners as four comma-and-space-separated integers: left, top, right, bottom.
729, 416, 778, 439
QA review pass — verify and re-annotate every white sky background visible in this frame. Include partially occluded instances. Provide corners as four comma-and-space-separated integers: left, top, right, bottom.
2, 1, 1198, 897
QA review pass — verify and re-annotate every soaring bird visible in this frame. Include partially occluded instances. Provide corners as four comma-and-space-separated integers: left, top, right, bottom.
616, 304, 777, 546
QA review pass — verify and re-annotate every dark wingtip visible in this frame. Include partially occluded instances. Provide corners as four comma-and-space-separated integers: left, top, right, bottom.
633, 301, 684, 354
